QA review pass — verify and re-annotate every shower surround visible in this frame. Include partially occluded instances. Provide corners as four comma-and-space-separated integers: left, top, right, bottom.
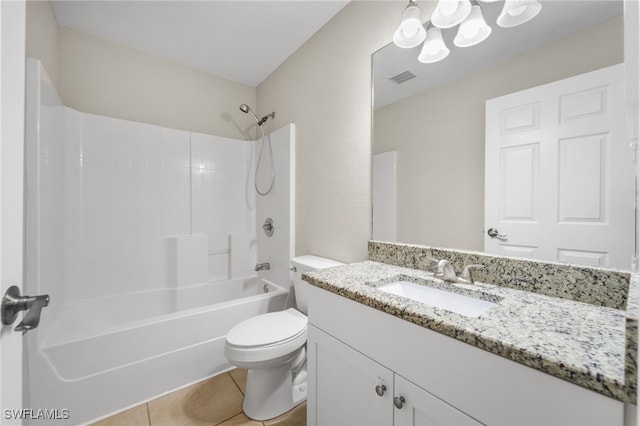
24, 58, 295, 424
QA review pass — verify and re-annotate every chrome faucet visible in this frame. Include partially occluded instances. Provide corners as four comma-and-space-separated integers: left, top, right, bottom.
433, 259, 458, 282
433, 259, 484, 284
255, 262, 271, 271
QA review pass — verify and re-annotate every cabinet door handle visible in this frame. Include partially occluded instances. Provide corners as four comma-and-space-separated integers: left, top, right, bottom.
394, 396, 405, 409
375, 384, 386, 396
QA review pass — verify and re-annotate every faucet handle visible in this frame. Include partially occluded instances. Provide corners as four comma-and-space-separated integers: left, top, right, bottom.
432, 258, 445, 277
434, 259, 457, 281
459, 264, 485, 284
424, 257, 440, 272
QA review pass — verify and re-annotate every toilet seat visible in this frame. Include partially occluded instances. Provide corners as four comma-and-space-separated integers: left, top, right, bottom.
225, 308, 308, 365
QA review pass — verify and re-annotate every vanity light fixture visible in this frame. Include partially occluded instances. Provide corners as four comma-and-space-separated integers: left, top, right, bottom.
418, 26, 450, 63
454, 2, 492, 47
496, 0, 542, 28
431, 0, 472, 29
393, 0, 427, 48
393, 0, 542, 65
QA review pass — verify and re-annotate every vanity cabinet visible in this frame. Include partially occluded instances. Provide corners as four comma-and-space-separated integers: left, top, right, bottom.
309, 324, 481, 426
306, 284, 624, 426
309, 324, 393, 426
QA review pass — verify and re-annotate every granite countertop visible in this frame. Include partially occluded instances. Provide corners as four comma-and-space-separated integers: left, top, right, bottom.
303, 260, 630, 403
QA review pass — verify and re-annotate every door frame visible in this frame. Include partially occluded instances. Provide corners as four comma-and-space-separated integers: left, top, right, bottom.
0, 0, 26, 424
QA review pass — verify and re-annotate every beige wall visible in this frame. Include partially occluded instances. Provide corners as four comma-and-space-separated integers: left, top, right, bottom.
26, 0, 59, 87
257, 1, 421, 262
58, 27, 256, 139
26, 1, 256, 139
374, 17, 624, 251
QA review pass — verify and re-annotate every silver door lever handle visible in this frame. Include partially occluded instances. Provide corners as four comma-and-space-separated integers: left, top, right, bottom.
1, 286, 50, 334
487, 228, 508, 239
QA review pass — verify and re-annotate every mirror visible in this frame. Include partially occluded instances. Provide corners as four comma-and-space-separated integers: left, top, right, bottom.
372, 0, 635, 270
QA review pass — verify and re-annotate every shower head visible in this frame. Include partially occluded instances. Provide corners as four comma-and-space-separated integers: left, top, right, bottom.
239, 103, 262, 125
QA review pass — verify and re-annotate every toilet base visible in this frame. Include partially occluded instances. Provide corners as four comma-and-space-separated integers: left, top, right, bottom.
243, 364, 307, 421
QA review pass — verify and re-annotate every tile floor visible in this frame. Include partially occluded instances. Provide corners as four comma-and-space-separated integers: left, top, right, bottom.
91, 369, 306, 426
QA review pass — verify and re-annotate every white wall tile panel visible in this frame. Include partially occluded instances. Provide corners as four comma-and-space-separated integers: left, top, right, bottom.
191, 132, 256, 280
208, 254, 230, 282
230, 233, 252, 278
162, 128, 191, 236
175, 235, 209, 286
62, 107, 84, 304
69, 114, 164, 301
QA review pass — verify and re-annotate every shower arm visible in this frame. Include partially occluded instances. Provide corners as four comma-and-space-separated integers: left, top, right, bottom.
257, 112, 276, 126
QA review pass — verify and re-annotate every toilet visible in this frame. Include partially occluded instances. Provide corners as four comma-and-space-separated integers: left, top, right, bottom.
224, 255, 344, 421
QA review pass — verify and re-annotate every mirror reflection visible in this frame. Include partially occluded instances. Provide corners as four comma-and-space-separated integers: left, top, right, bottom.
372, 0, 635, 270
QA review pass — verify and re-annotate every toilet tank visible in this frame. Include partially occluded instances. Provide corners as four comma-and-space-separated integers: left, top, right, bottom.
291, 255, 344, 314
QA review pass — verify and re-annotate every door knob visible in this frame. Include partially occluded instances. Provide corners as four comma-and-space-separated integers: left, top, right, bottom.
394, 396, 405, 409
1, 286, 50, 333
487, 228, 508, 239
375, 384, 386, 397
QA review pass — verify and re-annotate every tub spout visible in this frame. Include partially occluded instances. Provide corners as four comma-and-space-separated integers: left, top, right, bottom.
255, 262, 271, 271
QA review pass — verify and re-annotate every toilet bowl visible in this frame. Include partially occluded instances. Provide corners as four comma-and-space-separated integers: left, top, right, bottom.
224, 255, 344, 421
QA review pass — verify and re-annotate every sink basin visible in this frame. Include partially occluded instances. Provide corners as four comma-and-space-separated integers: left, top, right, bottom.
377, 280, 497, 318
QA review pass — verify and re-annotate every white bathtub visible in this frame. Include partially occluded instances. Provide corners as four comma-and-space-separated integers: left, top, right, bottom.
29, 277, 288, 425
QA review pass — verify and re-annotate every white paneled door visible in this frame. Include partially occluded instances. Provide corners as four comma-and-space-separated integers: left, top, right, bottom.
0, 0, 26, 424
485, 64, 633, 269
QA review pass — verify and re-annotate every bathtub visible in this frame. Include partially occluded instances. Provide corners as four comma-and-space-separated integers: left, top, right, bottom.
28, 277, 288, 425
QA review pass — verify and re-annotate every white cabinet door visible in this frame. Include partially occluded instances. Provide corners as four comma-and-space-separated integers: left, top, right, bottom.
308, 325, 394, 426
485, 64, 633, 269
393, 375, 481, 426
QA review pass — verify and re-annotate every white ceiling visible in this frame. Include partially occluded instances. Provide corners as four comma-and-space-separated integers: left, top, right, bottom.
374, 0, 623, 109
51, 0, 350, 87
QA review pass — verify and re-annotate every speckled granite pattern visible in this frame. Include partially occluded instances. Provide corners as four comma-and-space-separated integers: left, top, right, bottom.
369, 241, 631, 310
303, 261, 632, 403
625, 274, 640, 402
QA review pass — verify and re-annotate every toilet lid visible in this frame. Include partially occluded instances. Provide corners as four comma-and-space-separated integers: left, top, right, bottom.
226, 308, 308, 348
